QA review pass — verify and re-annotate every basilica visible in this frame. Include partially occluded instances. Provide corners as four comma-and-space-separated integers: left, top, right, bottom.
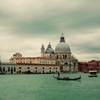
41, 33, 78, 72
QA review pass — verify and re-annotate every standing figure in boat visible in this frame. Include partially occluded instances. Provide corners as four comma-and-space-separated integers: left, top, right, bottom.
58, 71, 60, 78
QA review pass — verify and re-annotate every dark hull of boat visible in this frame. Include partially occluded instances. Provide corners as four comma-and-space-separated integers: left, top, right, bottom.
53, 75, 81, 81
88, 75, 98, 77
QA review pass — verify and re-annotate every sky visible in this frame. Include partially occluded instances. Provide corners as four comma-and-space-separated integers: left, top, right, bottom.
0, 0, 100, 62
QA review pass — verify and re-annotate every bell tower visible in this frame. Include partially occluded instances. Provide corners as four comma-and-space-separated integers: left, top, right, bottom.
41, 44, 45, 57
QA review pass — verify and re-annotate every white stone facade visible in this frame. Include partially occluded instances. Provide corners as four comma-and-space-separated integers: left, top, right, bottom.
0, 63, 60, 74
8, 53, 59, 74
9, 54, 56, 65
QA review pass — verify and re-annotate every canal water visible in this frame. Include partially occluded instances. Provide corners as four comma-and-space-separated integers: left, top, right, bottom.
0, 73, 100, 100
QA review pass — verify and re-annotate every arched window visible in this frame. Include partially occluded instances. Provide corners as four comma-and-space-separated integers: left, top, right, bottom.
49, 70, 51, 73
43, 70, 44, 73
56, 55, 58, 59
27, 67, 30, 69
63, 55, 64, 59
56, 70, 57, 73
35, 70, 37, 73
65, 55, 67, 59
3, 67, 5, 72
0, 67, 2, 72
11, 67, 13, 74
50, 54, 51, 57
8, 67, 10, 72
19, 67, 21, 69
14, 67, 16, 72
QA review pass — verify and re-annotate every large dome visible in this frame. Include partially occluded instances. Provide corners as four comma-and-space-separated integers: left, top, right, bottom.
55, 34, 71, 53
55, 42, 70, 52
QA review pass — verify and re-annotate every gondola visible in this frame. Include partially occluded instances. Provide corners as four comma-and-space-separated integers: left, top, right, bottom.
53, 75, 81, 81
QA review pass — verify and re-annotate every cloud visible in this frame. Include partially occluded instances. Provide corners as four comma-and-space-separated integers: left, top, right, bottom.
0, 30, 59, 62
67, 29, 100, 61
0, 0, 100, 62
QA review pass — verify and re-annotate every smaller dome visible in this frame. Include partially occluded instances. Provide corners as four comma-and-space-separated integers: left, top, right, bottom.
45, 43, 54, 54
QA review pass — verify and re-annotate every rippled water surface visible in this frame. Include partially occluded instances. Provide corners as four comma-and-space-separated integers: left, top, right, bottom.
0, 73, 100, 100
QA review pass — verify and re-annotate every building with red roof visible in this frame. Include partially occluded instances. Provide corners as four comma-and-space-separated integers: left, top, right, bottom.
78, 60, 100, 73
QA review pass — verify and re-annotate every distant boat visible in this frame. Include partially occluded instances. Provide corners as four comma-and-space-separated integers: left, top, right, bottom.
88, 70, 98, 77
53, 75, 81, 81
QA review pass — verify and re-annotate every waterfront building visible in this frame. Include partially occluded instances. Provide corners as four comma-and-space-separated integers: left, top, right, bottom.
0, 63, 59, 74
78, 60, 100, 73
9, 53, 56, 65
78, 62, 88, 72
87, 60, 100, 72
8, 54, 59, 74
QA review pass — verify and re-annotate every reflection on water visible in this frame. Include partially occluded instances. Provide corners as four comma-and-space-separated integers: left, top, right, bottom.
0, 73, 100, 100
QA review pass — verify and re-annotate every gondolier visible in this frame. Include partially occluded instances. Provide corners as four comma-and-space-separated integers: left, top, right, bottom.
58, 71, 60, 78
